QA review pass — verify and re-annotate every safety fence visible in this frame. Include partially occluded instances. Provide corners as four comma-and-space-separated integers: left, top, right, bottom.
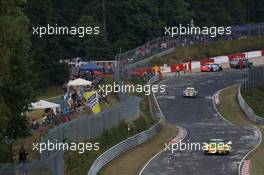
238, 66, 264, 124
238, 86, 264, 124
87, 75, 163, 175
242, 66, 264, 92
118, 22, 264, 66
0, 96, 141, 175
87, 122, 161, 175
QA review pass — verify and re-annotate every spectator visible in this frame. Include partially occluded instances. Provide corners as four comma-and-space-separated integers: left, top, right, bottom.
175, 65, 180, 77
183, 63, 187, 74
239, 58, 243, 70
31, 119, 39, 130
19, 145, 28, 164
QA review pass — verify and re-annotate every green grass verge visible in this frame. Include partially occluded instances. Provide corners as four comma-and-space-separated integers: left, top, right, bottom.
217, 85, 252, 126
242, 85, 264, 118
64, 97, 156, 175
150, 36, 264, 66
99, 124, 177, 175
247, 125, 264, 175
217, 85, 264, 175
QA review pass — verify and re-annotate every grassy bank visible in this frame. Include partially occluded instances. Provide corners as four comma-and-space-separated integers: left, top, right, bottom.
64, 98, 156, 175
150, 36, 264, 66
217, 85, 252, 126
217, 85, 264, 175
242, 85, 264, 118
99, 124, 178, 175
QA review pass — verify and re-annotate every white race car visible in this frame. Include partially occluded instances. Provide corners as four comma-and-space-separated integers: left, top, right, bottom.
183, 87, 198, 97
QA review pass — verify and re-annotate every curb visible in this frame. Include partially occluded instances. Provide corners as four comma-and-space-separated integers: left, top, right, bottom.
238, 125, 262, 175
212, 86, 237, 125
138, 126, 187, 175
139, 77, 188, 175
211, 85, 262, 175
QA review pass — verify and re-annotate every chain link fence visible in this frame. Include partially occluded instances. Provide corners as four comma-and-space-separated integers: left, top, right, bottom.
239, 66, 264, 124
242, 67, 264, 91
119, 22, 264, 66
87, 74, 163, 175
0, 96, 141, 175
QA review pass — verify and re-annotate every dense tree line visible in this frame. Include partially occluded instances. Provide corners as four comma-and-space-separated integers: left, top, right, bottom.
0, 0, 264, 162
23, 0, 264, 87
25, 0, 264, 62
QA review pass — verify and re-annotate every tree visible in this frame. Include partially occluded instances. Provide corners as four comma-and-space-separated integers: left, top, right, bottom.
158, 0, 193, 26
74, 15, 112, 60
0, 0, 35, 162
25, 0, 70, 87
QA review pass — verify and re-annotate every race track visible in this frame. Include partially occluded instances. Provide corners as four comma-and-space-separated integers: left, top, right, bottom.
141, 69, 260, 175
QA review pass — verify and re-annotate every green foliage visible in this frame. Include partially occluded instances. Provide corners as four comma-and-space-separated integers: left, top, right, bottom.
0, 0, 34, 142
64, 98, 155, 175
242, 85, 264, 118
0, 143, 13, 163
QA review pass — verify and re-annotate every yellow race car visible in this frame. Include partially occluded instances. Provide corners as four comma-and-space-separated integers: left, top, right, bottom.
204, 139, 231, 155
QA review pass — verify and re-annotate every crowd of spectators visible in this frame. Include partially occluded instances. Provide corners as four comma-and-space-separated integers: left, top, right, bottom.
119, 22, 264, 66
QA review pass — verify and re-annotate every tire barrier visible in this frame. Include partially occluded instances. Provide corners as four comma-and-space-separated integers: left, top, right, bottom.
238, 85, 264, 124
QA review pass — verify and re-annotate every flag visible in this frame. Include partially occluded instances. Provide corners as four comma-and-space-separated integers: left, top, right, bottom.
83, 91, 101, 113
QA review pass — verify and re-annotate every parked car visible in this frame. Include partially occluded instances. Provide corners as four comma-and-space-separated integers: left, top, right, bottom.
183, 87, 198, 98
201, 63, 223, 72
229, 58, 253, 69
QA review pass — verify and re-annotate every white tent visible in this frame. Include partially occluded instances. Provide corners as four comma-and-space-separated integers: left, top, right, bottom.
68, 78, 92, 86
30, 100, 61, 109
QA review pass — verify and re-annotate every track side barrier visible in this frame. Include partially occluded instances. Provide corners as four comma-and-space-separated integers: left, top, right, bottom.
87, 75, 163, 175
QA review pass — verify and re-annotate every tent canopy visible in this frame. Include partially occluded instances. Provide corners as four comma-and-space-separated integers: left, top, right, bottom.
30, 100, 61, 109
68, 78, 92, 86
79, 62, 101, 71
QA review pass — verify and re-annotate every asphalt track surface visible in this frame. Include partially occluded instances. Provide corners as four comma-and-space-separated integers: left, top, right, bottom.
142, 69, 260, 175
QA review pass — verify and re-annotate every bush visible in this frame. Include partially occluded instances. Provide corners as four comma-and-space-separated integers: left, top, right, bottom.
0, 143, 13, 163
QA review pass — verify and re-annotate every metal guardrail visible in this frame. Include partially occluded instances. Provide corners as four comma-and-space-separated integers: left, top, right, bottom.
87, 75, 162, 175
238, 85, 264, 124
87, 122, 161, 175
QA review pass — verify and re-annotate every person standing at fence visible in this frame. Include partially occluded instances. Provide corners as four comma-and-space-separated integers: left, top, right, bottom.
188, 61, 192, 73
239, 58, 243, 70
19, 145, 28, 163
183, 63, 187, 74
175, 65, 180, 77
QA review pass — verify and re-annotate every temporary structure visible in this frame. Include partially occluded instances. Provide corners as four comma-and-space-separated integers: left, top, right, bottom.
79, 62, 101, 72
68, 78, 92, 86
30, 100, 61, 116
30, 100, 61, 109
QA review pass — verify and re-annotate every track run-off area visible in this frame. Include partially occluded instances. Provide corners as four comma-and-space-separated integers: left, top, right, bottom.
141, 69, 261, 175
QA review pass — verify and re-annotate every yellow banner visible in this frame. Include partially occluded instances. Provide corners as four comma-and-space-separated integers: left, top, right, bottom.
83, 91, 101, 113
